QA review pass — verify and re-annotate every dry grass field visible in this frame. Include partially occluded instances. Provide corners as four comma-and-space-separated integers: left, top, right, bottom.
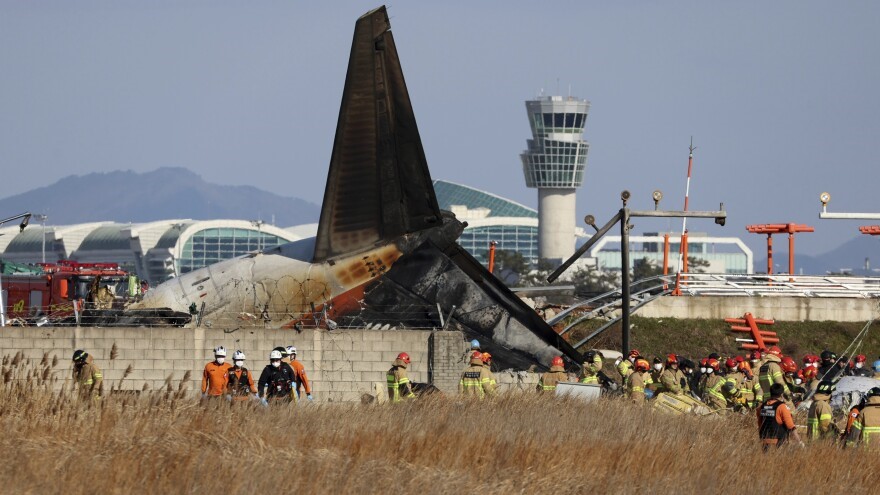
2, 353, 879, 494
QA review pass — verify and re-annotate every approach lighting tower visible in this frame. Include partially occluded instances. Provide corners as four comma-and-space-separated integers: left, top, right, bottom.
521, 95, 590, 262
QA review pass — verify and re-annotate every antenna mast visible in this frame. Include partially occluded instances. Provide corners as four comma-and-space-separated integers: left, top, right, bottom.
673, 137, 696, 295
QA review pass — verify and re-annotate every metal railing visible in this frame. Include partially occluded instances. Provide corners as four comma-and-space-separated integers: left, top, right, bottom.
671, 273, 880, 298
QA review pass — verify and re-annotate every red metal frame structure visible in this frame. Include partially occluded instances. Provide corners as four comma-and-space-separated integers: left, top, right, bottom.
746, 223, 814, 276
725, 312, 779, 351
487, 240, 497, 274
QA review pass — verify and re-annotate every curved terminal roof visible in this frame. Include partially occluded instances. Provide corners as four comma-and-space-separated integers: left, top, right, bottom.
77, 225, 133, 251
433, 180, 537, 219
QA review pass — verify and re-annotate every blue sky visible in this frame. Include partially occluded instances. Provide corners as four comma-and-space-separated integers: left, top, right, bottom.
2, 1, 878, 257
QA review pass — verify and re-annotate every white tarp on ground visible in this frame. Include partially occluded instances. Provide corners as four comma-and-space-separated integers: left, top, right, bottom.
555, 382, 602, 402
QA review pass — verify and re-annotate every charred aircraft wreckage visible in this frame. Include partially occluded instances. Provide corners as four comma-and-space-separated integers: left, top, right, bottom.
134, 6, 581, 370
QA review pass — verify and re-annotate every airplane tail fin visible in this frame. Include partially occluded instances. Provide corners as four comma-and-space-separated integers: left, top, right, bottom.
313, 6, 442, 262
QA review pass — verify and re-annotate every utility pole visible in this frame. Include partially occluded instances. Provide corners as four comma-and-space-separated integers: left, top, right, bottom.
35, 214, 48, 263
548, 191, 725, 355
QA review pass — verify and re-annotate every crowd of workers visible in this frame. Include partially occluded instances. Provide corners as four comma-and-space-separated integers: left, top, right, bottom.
67, 339, 880, 450
554, 345, 880, 450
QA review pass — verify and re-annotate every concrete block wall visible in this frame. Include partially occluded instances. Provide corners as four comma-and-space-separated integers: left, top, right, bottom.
428, 330, 467, 393
639, 296, 879, 322
0, 326, 466, 402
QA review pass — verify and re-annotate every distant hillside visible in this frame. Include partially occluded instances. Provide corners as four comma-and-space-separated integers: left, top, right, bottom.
0, 168, 320, 226
756, 234, 880, 275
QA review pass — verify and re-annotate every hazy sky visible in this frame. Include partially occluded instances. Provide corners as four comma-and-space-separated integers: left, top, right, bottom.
2, 1, 879, 258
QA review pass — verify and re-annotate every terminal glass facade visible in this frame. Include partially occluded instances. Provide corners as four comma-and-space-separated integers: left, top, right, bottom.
178, 228, 287, 274
457, 225, 539, 265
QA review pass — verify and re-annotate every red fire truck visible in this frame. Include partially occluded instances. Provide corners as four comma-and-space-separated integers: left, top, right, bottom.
1, 260, 138, 323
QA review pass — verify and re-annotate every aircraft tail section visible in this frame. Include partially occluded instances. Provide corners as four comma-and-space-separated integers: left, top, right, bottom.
313, 6, 442, 262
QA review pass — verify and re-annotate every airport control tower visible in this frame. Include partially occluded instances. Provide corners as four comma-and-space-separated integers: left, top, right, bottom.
520, 95, 590, 262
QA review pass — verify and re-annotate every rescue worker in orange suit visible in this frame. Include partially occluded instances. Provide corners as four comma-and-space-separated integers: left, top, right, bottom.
72, 349, 103, 399
387, 352, 416, 403
579, 350, 603, 385
659, 354, 687, 396
202, 346, 232, 399
226, 350, 258, 402
807, 380, 836, 441
758, 383, 804, 451
286, 346, 313, 401
258, 349, 295, 405
758, 346, 790, 404
847, 387, 880, 449
702, 358, 728, 411
459, 350, 497, 398
849, 354, 874, 377
626, 358, 652, 404
537, 356, 568, 393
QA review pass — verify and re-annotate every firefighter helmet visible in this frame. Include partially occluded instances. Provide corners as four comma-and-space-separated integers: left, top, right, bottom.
780, 356, 797, 373
634, 358, 650, 372
470, 339, 481, 350
856, 354, 867, 363
551, 356, 564, 368
397, 352, 411, 364
269, 350, 282, 360
471, 350, 483, 360
273, 346, 289, 358
767, 346, 782, 357
820, 350, 837, 362
72, 349, 88, 362
232, 350, 246, 361
214, 346, 227, 357
867, 387, 880, 398
286, 346, 297, 357
481, 352, 492, 364
666, 353, 678, 365
725, 358, 737, 370
802, 367, 817, 381
816, 380, 835, 395
706, 358, 720, 371
628, 349, 640, 359
750, 350, 762, 361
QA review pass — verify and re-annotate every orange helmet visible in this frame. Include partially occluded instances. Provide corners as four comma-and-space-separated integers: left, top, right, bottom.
780, 356, 797, 373
634, 358, 651, 372
397, 352, 411, 364
706, 358, 720, 371
725, 358, 738, 370
699, 357, 709, 367
666, 353, 678, 365
551, 356, 564, 368
481, 352, 492, 364
767, 346, 782, 357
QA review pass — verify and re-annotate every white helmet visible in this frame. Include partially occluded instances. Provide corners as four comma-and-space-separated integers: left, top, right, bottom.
269, 350, 282, 360
232, 350, 246, 361
214, 346, 227, 357
287, 346, 297, 356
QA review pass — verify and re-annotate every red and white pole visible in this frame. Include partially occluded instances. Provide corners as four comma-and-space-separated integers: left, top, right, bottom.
673, 138, 695, 295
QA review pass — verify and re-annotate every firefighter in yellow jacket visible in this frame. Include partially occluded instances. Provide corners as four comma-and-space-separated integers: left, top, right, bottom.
626, 358, 652, 404
579, 350, 603, 385
459, 351, 496, 398
659, 354, 687, 395
758, 346, 790, 403
847, 387, 880, 448
387, 352, 415, 403
537, 356, 568, 393
807, 380, 836, 441
72, 349, 103, 399
702, 358, 728, 411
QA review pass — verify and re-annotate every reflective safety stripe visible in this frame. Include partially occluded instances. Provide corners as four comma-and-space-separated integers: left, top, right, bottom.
631, 386, 643, 393
580, 376, 598, 384
541, 384, 556, 390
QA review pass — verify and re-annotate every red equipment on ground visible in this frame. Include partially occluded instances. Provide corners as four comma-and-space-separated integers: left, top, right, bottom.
725, 312, 779, 352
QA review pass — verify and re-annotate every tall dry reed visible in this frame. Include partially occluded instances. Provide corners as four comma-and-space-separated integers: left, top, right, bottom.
0, 356, 877, 494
